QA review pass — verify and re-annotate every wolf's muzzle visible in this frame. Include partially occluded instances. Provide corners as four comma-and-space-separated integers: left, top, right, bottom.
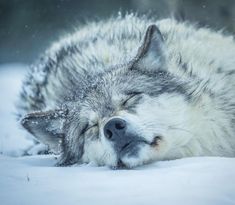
104, 118, 144, 157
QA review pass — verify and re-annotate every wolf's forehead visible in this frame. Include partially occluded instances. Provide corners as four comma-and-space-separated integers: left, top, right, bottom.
83, 86, 120, 117
80, 80, 128, 119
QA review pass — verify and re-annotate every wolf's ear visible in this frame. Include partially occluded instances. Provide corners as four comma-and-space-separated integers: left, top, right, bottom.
132, 24, 166, 71
21, 110, 67, 153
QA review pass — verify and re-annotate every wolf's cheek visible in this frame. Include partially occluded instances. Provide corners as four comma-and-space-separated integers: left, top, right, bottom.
131, 94, 194, 155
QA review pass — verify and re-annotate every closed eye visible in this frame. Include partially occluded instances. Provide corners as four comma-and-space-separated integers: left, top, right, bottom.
80, 123, 98, 135
122, 92, 143, 107
86, 124, 98, 132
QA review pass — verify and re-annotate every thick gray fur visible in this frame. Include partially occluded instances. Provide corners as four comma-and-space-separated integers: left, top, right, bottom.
18, 13, 235, 168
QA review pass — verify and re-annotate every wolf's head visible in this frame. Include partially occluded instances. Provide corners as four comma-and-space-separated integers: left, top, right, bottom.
21, 25, 195, 168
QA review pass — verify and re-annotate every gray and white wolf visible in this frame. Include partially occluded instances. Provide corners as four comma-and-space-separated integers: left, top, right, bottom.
18, 14, 235, 168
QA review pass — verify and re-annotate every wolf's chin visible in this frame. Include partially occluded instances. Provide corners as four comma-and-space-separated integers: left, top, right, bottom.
115, 156, 147, 169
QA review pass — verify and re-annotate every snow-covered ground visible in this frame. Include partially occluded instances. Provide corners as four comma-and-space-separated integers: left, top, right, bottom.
1, 155, 235, 205
0, 64, 235, 205
0, 64, 34, 156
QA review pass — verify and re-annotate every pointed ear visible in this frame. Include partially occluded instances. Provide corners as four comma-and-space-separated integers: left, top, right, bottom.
21, 110, 67, 153
132, 24, 166, 71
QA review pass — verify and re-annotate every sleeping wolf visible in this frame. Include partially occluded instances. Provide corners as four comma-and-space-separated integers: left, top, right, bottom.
18, 14, 235, 168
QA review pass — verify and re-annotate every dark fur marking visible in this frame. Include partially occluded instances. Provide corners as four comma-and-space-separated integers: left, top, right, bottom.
217, 67, 223, 73
226, 70, 235, 75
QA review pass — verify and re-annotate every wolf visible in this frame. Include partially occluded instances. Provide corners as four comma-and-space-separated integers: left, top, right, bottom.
18, 14, 235, 168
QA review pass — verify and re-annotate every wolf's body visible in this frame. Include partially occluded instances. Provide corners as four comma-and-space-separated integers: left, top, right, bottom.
19, 14, 235, 168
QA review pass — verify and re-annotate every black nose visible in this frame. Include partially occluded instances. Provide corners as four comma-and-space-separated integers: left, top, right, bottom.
104, 118, 142, 157
104, 118, 126, 141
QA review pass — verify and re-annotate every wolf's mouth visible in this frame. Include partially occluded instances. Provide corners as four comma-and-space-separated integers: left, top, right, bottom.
150, 136, 161, 146
118, 140, 147, 156
116, 159, 128, 169
118, 136, 161, 157
113, 136, 162, 169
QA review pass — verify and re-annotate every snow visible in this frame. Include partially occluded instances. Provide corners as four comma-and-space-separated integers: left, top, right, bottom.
0, 64, 235, 205
1, 155, 235, 205
0, 64, 34, 156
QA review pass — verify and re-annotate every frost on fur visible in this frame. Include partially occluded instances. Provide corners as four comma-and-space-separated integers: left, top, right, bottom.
18, 14, 235, 168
